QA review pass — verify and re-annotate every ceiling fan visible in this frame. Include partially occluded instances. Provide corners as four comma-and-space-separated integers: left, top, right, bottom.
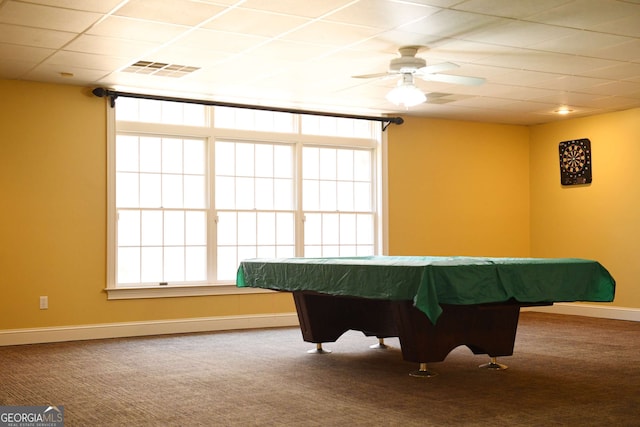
353, 46, 485, 85
353, 46, 485, 107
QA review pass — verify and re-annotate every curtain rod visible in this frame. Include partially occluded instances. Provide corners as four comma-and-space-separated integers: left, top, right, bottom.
92, 88, 404, 130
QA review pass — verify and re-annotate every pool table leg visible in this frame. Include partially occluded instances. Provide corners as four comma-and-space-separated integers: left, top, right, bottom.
391, 301, 521, 368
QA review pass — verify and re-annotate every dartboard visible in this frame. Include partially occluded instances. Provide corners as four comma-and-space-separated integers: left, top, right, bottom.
558, 138, 592, 185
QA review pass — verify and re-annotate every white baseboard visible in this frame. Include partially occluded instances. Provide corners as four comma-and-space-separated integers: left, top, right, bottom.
0, 313, 300, 347
522, 303, 640, 322
1, 305, 637, 347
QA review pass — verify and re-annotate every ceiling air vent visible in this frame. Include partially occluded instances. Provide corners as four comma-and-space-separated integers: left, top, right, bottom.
122, 61, 200, 78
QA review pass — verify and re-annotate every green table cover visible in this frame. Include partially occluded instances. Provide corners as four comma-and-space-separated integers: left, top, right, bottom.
236, 256, 616, 323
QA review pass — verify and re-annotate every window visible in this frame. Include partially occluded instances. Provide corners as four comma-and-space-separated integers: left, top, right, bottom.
108, 97, 383, 297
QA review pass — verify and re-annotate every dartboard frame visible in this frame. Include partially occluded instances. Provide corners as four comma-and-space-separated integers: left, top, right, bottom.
559, 138, 592, 185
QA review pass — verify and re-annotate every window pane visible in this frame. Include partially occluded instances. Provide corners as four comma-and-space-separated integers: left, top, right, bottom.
354, 182, 371, 211
354, 150, 371, 181
255, 144, 273, 177
236, 177, 254, 209
257, 212, 275, 245
340, 214, 356, 245
274, 179, 293, 210
117, 247, 140, 284
115, 98, 139, 121
235, 143, 254, 177
186, 211, 206, 245
357, 214, 374, 245
164, 246, 184, 281
184, 175, 206, 208
216, 176, 235, 209
116, 172, 139, 207
116, 135, 139, 172
139, 137, 161, 172
337, 181, 354, 211
141, 211, 163, 246
257, 245, 276, 258
162, 138, 182, 173
255, 178, 273, 210
303, 147, 319, 179
162, 174, 183, 208
337, 150, 353, 180
184, 139, 205, 174
319, 149, 336, 180
217, 246, 237, 281
322, 214, 339, 245
217, 212, 237, 245
215, 141, 235, 176
319, 181, 336, 211
141, 246, 162, 283
186, 246, 207, 281
302, 180, 319, 211
164, 211, 184, 246
140, 174, 161, 207
304, 214, 321, 245
274, 145, 293, 178
118, 210, 140, 246
237, 212, 256, 245
276, 212, 294, 245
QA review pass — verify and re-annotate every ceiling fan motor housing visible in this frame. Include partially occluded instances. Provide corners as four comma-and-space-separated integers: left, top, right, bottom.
389, 47, 426, 73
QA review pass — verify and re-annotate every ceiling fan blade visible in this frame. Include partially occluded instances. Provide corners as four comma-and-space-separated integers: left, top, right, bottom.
352, 71, 394, 79
415, 62, 459, 75
421, 73, 485, 86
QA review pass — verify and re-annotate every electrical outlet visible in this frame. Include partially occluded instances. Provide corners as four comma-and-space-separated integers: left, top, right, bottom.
39, 296, 48, 310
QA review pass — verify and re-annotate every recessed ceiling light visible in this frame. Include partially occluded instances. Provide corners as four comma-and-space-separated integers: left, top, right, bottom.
555, 107, 573, 115
60, 72, 74, 78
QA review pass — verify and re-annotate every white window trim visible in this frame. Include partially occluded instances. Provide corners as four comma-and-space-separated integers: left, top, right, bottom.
105, 104, 386, 300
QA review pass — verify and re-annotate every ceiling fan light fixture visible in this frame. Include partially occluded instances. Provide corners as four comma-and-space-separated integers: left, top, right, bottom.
386, 75, 426, 108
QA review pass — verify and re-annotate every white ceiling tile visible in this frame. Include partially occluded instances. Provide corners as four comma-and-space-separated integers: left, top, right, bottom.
282, 21, 380, 47
44, 51, 132, 71
466, 21, 579, 48
0, 1, 101, 32
87, 16, 190, 43
452, 0, 574, 19
0, 23, 77, 49
19, 0, 125, 13
249, 39, 336, 62
0, 60, 39, 79
579, 62, 640, 81
400, 8, 505, 40
202, 8, 310, 37
169, 28, 268, 54
530, 31, 637, 56
592, 14, 640, 38
240, 0, 358, 19
0, 42, 54, 62
1, 0, 638, 124
590, 39, 640, 63
528, 0, 640, 30
64, 34, 159, 58
24, 63, 109, 84
115, 0, 226, 26
324, 0, 440, 30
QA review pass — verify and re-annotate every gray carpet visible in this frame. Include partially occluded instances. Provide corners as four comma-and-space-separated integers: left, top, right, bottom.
0, 312, 638, 426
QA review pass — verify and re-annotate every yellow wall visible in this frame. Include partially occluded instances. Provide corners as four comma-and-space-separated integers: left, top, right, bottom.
0, 80, 293, 330
529, 108, 640, 308
0, 79, 636, 332
387, 116, 531, 257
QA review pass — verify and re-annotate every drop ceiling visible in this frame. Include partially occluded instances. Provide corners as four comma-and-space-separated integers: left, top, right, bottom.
1, 0, 639, 125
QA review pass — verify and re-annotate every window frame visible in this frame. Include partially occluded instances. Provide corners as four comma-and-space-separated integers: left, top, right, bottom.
105, 103, 388, 300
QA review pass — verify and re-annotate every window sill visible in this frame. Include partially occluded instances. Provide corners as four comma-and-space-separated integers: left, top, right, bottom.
105, 283, 275, 300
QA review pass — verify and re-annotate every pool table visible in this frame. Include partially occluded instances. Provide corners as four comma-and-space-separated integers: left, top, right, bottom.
236, 256, 615, 375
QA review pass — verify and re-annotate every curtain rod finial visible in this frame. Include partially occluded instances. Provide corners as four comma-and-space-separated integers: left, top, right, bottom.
92, 87, 107, 98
